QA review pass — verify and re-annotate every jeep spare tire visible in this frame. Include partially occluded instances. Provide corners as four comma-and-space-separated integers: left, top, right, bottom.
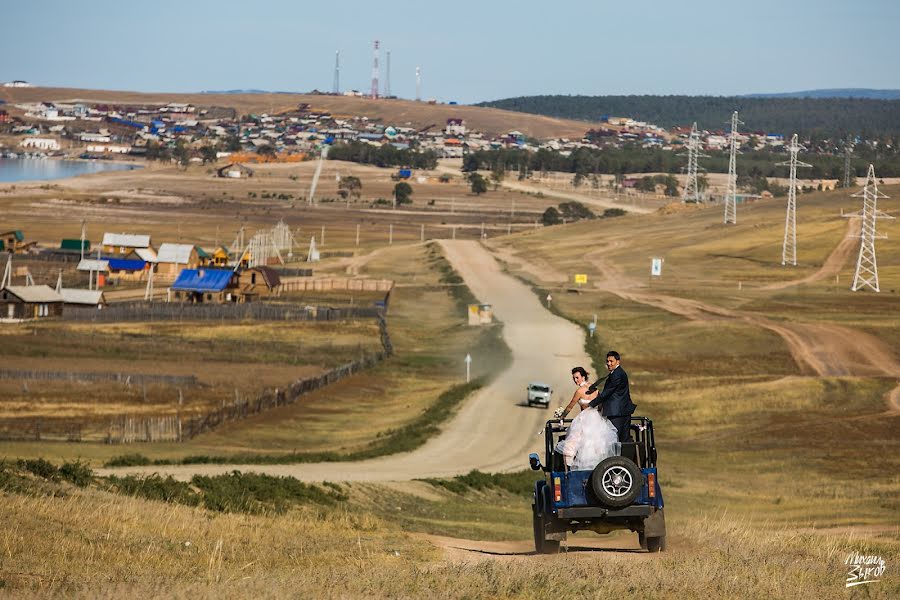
590, 456, 642, 509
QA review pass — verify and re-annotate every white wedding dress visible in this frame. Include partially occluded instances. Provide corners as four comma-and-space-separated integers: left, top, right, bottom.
555, 390, 620, 471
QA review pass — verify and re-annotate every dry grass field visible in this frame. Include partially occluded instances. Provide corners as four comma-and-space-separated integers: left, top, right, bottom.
1, 164, 898, 597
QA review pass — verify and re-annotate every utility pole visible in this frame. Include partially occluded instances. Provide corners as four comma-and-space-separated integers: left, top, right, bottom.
724, 111, 744, 224
844, 164, 893, 292
80, 219, 86, 262
778, 134, 812, 266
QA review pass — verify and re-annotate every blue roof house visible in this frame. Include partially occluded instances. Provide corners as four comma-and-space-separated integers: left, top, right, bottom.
170, 269, 236, 303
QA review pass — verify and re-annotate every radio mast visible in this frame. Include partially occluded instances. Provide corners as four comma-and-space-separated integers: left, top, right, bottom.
370, 40, 380, 99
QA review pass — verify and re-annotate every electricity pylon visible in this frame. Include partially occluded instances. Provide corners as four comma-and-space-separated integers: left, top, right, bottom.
681, 123, 708, 203
724, 111, 744, 224
777, 134, 811, 266
844, 164, 893, 292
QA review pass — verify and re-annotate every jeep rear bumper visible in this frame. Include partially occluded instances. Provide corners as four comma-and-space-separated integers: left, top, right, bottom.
556, 505, 652, 519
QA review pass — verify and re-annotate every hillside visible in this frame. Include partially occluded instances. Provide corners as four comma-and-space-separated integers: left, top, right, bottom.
745, 88, 900, 100
0, 86, 601, 139
477, 95, 900, 136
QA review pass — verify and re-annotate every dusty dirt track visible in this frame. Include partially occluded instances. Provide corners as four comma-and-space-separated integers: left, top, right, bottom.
99, 240, 591, 481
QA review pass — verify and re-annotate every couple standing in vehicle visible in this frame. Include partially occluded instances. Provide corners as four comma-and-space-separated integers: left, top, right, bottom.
554, 351, 637, 471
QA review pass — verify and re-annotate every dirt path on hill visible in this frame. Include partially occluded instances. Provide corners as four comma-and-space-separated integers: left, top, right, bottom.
580, 242, 900, 414
760, 217, 860, 291
99, 239, 592, 481
432, 164, 654, 215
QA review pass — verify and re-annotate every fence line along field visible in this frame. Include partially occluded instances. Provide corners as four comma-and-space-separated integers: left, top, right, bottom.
0, 317, 384, 440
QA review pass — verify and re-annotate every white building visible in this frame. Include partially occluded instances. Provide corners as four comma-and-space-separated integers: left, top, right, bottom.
20, 138, 60, 151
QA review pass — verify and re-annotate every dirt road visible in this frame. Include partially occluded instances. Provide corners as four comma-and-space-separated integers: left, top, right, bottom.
99, 240, 591, 481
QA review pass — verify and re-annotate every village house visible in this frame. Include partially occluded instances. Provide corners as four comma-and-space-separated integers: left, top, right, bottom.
445, 118, 466, 136
216, 163, 254, 178
0, 230, 32, 253
235, 266, 281, 301
20, 138, 60, 151
107, 258, 147, 282
0, 285, 64, 320
170, 268, 236, 303
101, 233, 152, 256
59, 288, 106, 309
155, 243, 200, 281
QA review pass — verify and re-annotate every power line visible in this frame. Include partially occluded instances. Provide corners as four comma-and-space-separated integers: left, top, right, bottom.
681, 122, 707, 203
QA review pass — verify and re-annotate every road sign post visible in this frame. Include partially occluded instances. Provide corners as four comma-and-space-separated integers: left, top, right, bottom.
464, 353, 472, 383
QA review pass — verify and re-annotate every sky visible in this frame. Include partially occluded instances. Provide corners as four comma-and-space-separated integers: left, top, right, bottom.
2, 0, 899, 103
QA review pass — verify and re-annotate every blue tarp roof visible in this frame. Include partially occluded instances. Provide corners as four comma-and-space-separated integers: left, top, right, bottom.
107, 259, 145, 271
171, 269, 232, 292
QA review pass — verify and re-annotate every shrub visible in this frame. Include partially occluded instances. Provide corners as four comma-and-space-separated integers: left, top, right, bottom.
107, 474, 199, 505
58, 461, 93, 487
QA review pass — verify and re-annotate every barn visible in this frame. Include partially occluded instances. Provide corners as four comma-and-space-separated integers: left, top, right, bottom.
236, 266, 281, 301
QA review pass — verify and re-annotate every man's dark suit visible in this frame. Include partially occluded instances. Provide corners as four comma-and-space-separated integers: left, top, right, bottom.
588, 366, 636, 443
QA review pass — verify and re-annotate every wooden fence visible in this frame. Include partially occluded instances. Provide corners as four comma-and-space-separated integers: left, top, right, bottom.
61, 302, 384, 323
275, 277, 394, 295
0, 368, 197, 387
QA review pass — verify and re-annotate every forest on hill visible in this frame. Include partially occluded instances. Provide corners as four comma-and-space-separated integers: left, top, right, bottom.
477, 95, 900, 137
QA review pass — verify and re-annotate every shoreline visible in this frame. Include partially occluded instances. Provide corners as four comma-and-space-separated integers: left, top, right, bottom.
0, 154, 145, 186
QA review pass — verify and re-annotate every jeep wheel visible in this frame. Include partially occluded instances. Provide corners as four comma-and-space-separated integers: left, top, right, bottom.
646, 536, 666, 553
532, 505, 560, 554
590, 456, 642, 509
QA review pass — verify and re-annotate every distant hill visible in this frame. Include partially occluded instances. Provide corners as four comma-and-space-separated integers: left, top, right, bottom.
745, 88, 900, 100
477, 95, 900, 136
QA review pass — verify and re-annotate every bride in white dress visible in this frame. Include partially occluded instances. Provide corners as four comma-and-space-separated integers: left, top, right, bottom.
555, 366, 620, 471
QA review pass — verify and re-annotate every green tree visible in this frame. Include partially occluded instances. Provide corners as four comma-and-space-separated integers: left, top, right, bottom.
393, 182, 413, 205
225, 134, 242, 152
541, 207, 562, 225
256, 144, 276, 158
200, 145, 218, 164
338, 175, 363, 199
468, 172, 488, 195
173, 139, 190, 167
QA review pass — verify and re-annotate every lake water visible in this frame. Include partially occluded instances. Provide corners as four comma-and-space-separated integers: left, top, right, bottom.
0, 158, 140, 183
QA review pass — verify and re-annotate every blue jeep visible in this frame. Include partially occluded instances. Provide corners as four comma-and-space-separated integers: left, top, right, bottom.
529, 416, 666, 553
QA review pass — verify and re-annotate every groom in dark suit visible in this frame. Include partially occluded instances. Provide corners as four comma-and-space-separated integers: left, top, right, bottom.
588, 351, 637, 443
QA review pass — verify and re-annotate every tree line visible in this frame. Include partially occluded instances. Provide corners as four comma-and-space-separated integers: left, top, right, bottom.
326, 141, 438, 169
462, 146, 900, 178
477, 95, 900, 138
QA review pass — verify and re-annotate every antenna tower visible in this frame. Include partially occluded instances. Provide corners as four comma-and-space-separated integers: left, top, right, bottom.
385, 50, 391, 97
723, 111, 744, 224
681, 123, 707, 203
370, 40, 380, 99
844, 164, 894, 292
777, 134, 812, 266
843, 140, 854, 188
332, 50, 340, 94
415, 66, 421, 101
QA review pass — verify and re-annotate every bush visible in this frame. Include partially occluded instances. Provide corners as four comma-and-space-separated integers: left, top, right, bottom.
58, 461, 93, 487
107, 474, 199, 505
602, 208, 626, 218
542, 207, 562, 225
105, 453, 155, 468
191, 471, 347, 514
18, 458, 57, 479
558, 201, 595, 221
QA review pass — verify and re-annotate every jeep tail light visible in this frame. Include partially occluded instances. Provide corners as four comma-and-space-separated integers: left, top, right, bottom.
648, 472, 656, 498
553, 477, 561, 502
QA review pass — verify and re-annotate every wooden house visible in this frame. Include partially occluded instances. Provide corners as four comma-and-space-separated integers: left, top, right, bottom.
0, 230, 35, 253
236, 266, 281, 301
156, 243, 200, 281
102, 233, 151, 256
0, 285, 64, 320
170, 269, 236, 303
107, 258, 147, 282
59, 288, 106, 309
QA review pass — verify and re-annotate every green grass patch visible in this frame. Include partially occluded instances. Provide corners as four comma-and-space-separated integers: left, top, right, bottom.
419, 469, 536, 497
